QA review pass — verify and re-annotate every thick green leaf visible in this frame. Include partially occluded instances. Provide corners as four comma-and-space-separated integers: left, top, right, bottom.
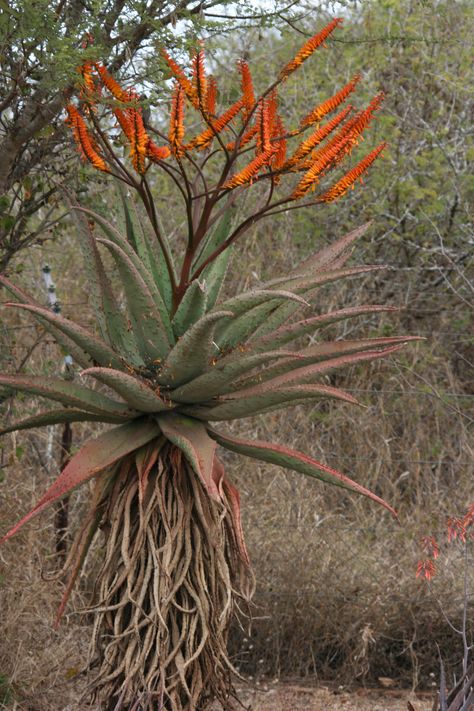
251, 266, 386, 340
201, 246, 233, 312
0, 408, 130, 436
158, 311, 233, 387
224, 345, 406, 395
215, 289, 309, 348
169, 350, 302, 404
261, 222, 373, 290
193, 206, 235, 268
0, 374, 135, 417
289, 221, 373, 277
118, 187, 175, 312
98, 238, 173, 362
229, 335, 420, 391
74, 206, 174, 341
67, 194, 145, 365
157, 412, 220, 500
186, 384, 359, 421
250, 305, 399, 352
82, 367, 171, 413
0, 277, 93, 369
0, 418, 161, 544
6, 302, 126, 371
208, 428, 397, 517
171, 280, 207, 339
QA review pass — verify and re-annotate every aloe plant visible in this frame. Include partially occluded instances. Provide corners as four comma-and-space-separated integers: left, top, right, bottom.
0, 21, 420, 710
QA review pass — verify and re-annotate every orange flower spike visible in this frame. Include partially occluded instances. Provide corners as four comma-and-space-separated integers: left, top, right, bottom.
256, 99, 271, 154
291, 131, 355, 199
206, 75, 217, 116
226, 124, 258, 152
238, 60, 256, 120
95, 64, 130, 103
129, 107, 148, 173
317, 142, 387, 203
416, 559, 436, 581
192, 46, 207, 112
279, 18, 343, 81
188, 99, 244, 151
300, 74, 361, 128
270, 117, 287, 178
147, 140, 171, 163
288, 105, 353, 167
114, 108, 133, 140
78, 62, 96, 102
66, 104, 108, 173
169, 83, 186, 156
161, 48, 199, 109
346, 92, 385, 146
224, 147, 277, 190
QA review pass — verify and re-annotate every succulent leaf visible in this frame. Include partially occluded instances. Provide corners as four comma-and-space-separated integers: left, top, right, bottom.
250, 305, 399, 352
81, 367, 172, 413
288, 221, 373, 278
251, 266, 387, 340
0, 408, 130, 436
193, 207, 234, 270
6, 302, 126, 370
97, 238, 173, 361
157, 412, 220, 500
235, 336, 422, 386
226, 345, 405, 395
0, 374, 136, 417
187, 384, 359, 421
169, 350, 303, 404
74, 206, 174, 342
171, 280, 207, 339
0, 277, 93, 368
207, 428, 397, 516
158, 311, 234, 387
67, 195, 145, 365
0, 418, 161, 544
118, 187, 175, 312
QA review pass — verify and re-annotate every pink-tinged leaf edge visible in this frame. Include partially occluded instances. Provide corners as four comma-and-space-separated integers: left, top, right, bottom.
157, 412, 220, 500
208, 428, 398, 518
0, 418, 161, 545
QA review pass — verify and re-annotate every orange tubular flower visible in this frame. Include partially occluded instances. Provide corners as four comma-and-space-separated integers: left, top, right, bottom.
78, 62, 96, 102
300, 74, 361, 128
224, 147, 277, 190
188, 99, 244, 151
66, 104, 108, 173
169, 83, 185, 156
192, 47, 207, 112
270, 116, 287, 176
129, 107, 148, 173
95, 64, 130, 103
226, 125, 258, 152
238, 60, 256, 120
279, 18, 343, 81
256, 98, 271, 154
317, 142, 387, 203
291, 128, 358, 199
416, 559, 436, 581
114, 108, 133, 140
206, 76, 217, 116
161, 49, 199, 109
287, 105, 353, 167
147, 140, 171, 163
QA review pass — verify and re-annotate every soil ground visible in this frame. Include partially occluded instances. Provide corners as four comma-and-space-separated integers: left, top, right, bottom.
236, 684, 435, 711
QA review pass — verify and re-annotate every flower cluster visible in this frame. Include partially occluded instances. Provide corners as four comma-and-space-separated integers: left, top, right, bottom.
65, 19, 386, 207
416, 505, 474, 581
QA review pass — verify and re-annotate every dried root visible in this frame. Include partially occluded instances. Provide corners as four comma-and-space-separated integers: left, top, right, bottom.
84, 444, 253, 710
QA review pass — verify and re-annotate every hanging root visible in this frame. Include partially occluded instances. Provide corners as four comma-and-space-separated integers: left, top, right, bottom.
85, 445, 253, 710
